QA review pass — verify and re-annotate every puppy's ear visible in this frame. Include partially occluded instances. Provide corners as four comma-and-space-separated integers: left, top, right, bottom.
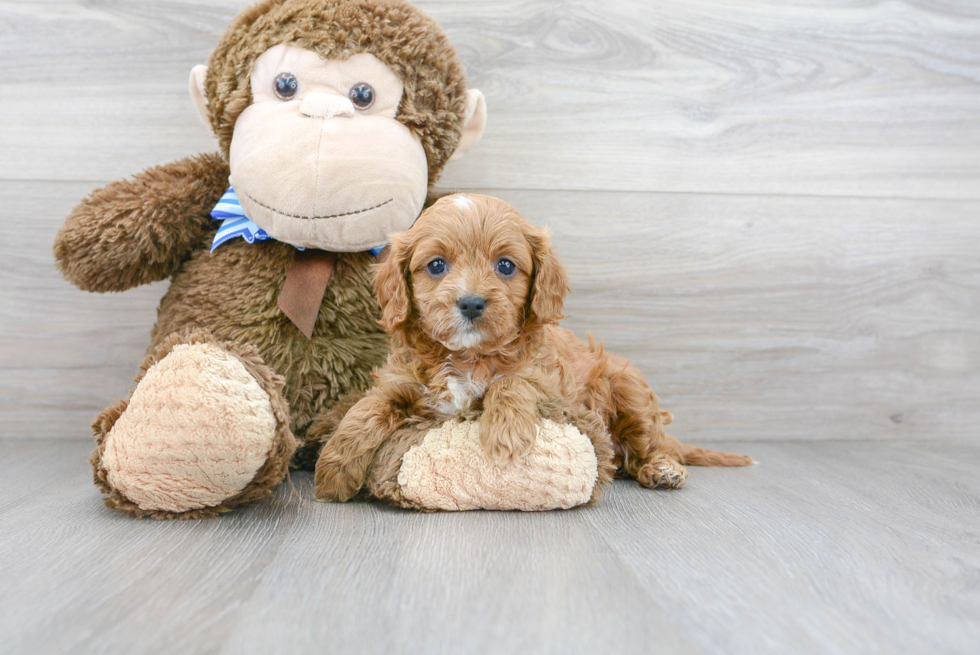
525, 226, 569, 325
375, 232, 413, 333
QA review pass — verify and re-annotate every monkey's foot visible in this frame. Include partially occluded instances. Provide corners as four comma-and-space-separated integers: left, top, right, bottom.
393, 418, 600, 511
637, 456, 689, 490
91, 331, 297, 519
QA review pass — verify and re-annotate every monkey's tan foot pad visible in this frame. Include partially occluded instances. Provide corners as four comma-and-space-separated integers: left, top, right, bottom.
397, 418, 598, 511
99, 342, 280, 514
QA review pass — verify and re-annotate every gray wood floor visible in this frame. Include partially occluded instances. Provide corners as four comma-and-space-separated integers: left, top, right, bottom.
0, 440, 977, 655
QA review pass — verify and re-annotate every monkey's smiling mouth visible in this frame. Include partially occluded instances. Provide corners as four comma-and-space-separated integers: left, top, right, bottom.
243, 192, 394, 220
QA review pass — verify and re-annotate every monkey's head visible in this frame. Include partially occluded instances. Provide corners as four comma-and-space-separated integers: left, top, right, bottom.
188, 0, 486, 252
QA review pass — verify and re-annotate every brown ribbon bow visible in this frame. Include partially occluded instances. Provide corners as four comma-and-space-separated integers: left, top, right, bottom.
277, 249, 337, 339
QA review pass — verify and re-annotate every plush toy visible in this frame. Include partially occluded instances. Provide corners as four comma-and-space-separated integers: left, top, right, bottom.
311, 402, 608, 511
54, 0, 600, 518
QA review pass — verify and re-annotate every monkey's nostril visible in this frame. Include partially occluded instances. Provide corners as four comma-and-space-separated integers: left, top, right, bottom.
457, 295, 486, 321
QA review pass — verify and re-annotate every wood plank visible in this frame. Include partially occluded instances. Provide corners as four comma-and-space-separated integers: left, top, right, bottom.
8, 180, 979, 441
500, 189, 980, 441
0, 439, 92, 515
0, 180, 168, 439
1, 439, 977, 654
1, 1, 979, 198
0, 440, 302, 655
586, 440, 980, 655
218, 480, 704, 655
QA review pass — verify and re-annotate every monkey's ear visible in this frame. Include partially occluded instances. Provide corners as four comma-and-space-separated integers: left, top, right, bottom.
375, 233, 414, 333
189, 65, 211, 129
449, 89, 487, 161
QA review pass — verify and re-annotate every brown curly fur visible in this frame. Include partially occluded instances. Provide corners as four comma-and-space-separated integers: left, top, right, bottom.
53, 153, 230, 293
54, 0, 473, 517
314, 195, 751, 502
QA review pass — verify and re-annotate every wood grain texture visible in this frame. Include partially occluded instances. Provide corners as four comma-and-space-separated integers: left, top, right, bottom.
587, 440, 980, 655
514, 189, 980, 442
0, 1, 978, 441
1, 439, 977, 654
1, 1, 979, 197
0, 181, 168, 440
6, 180, 978, 440
0, 440, 304, 655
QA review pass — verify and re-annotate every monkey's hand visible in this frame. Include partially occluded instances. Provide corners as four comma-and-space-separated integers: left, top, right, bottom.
53, 153, 229, 293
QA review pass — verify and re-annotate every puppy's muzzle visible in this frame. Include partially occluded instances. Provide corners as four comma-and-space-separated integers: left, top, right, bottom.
457, 295, 486, 321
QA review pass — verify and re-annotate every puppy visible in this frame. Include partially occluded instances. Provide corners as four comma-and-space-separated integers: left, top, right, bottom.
314, 194, 750, 503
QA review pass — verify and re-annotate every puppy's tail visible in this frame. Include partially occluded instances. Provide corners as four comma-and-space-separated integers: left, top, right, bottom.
675, 437, 753, 467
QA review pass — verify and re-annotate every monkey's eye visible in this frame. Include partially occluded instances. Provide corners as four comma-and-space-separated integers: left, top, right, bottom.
349, 83, 375, 109
496, 258, 517, 277
274, 73, 299, 100
426, 259, 447, 276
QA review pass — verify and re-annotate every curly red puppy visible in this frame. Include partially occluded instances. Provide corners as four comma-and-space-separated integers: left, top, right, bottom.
314, 194, 750, 502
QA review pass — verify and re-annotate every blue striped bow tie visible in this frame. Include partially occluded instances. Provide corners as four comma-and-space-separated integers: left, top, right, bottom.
210, 187, 385, 256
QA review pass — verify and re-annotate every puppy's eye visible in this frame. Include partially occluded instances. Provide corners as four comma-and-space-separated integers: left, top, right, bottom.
274, 73, 299, 100
426, 259, 447, 276
496, 258, 516, 277
349, 83, 375, 109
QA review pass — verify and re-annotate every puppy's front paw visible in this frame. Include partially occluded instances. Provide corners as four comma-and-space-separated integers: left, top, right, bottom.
480, 407, 537, 465
314, 453, 364, 502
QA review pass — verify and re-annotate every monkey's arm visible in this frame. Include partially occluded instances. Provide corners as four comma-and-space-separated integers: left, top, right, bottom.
53, 152, 229, 292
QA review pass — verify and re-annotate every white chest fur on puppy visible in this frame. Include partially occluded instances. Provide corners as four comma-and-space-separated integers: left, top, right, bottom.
436, 371, 488, 416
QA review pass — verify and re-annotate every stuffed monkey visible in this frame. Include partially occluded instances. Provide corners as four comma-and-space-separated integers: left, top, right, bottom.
56, 0, 603, 517
54, 0, 488, 518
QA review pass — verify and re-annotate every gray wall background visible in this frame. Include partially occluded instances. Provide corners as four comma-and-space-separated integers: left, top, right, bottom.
2, 0, 978, 441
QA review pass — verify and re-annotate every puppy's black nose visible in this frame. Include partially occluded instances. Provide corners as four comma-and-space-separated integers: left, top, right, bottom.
458, 295, 486, 321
